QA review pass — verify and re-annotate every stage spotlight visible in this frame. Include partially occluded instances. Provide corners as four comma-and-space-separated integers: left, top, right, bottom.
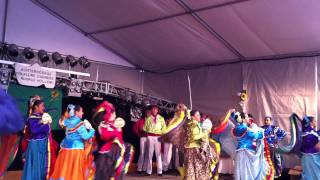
38, 50, 49, 63
52, 52, 63, 65
66, 55, 77, 67
79, 56, 90, 69
142, 98, 150, 106
8, 44, 19, 57
68, 78, 83, 97
22, 47, 34, 59
0, 67, 12, 90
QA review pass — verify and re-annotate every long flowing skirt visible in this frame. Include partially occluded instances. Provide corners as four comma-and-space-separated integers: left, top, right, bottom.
184, 147, 210, 180
301, 153, 320, 180
22, 138, 49, 180
234, 139, 274, 180
50, 148, 87, 180
95, 139, 134, 180
95, 141, 134, 180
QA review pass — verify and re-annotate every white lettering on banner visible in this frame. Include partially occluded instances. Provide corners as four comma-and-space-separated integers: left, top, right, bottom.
15, 63, 56, 88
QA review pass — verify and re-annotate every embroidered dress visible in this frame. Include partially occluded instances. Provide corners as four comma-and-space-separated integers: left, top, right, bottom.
50, 116, 95, 180
300, 126, 320, 180
261, 124, 286, 177
22, 113, 51, 180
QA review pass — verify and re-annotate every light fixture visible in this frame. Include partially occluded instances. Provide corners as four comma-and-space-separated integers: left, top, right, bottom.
52, 52, 63, 65
68, 78, 83, 97
142, 98, 150, 106
8, 44, 19, 57
38, 50, 49, 63
0, 67, 12, 90
22, 47, 34, 59
66, 55, 77, 67
79, 56, 90, 69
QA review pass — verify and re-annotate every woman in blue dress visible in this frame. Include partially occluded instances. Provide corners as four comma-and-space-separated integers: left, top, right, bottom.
233, 112, 274, 180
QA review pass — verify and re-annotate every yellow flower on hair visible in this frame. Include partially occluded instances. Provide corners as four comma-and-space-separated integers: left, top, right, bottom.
240, 90, 248, 101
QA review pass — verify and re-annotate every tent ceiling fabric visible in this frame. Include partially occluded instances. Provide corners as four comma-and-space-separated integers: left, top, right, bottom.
34, 0, 320, 72
92, 15, 237, 71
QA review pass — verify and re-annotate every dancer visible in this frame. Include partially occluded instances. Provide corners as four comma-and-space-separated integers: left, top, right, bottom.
22, 100, 52, 180
161, 104, 221, 179
143, 105, 166, 176
21, 95, 41, 162
50, 104, 95, 180
132, 107, 150, 173
232, 112, 274, 180
300, 116, 320, 180
184, 110, 211, 180
94, 101, 134, 180
261, 116, 287, 177
22, 96, 58, 177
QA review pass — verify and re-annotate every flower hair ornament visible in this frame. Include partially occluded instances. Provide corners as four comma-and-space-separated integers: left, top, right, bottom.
28, 95, 41, 115
67, 104, 76, 117
29, 95, 41, 107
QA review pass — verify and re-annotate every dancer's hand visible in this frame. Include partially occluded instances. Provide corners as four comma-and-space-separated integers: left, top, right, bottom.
41, 113, 52, 124
83, 119, 93, 129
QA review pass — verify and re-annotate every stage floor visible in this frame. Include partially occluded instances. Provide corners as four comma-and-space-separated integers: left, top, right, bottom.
2, 171, 233, 180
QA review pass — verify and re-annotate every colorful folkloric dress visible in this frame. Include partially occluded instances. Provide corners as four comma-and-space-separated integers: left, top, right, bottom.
50, 116, 95, 180
261, 124, 286, 177
22, 113, 51, 180
300, 126, 320, 180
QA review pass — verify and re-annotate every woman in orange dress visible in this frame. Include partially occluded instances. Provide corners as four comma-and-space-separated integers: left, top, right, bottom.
50, 104, 95, 180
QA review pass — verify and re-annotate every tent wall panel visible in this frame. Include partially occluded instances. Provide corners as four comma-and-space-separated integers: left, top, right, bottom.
144, 71, 190, 104
188, 63, 242, 118
98, 64, 143, 93
243, 58, 317, 168
243, 58, 316, 128
317, 57, 320, 126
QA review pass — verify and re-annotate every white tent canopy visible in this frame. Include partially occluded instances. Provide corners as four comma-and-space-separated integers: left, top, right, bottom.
28, 0, 320, 72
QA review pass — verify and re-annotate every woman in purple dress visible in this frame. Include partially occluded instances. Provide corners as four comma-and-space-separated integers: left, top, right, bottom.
300, 116, 320, 180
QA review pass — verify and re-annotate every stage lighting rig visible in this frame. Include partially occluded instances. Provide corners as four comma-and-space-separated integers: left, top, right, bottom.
38, 50, 49, 63
52, 52, 63, 65
22, 47, 34, 59
66, 55, 77, 67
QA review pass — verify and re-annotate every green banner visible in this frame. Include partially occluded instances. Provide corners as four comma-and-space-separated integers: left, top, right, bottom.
8, 84, 62, 130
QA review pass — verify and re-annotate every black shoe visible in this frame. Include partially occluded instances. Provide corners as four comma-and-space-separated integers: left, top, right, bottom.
146, 173, 151, 176
158, 173, 163, 176
137, 171, 142, 174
